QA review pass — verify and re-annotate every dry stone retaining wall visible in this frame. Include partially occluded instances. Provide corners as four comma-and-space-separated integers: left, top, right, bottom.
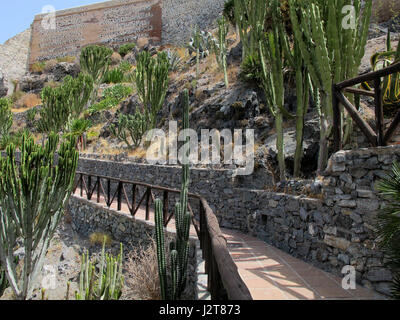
76, 145, 400, 296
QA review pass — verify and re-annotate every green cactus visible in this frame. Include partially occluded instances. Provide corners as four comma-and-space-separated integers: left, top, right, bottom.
0, 262, 8, 297
155, 89, 191, 300
362, 30, 400, 107
75, 241, 124, 300
134, 51, 170, 130
110, 111, 148, 149
258, 0, 289, 181
288, 0, 372, 172
80, 45, 113, 84
0, 132, 78, 300
187, 26, 213, 79
234, 0, 267, 59
212, 16, 230, 88
0, 98, 12, 144
36, 74, 93, 135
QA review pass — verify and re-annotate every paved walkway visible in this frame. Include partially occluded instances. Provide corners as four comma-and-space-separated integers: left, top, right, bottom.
222, 228, 384, 300
72, 190, 384, 300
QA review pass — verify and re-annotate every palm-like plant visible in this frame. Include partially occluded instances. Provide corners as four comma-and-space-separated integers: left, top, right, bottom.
376, 161, 400, 299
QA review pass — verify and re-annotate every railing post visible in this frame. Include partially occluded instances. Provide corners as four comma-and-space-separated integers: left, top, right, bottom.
97, 177, 100, 203
146, 187, 151, 221
117, 181, 122, 211
87, 175, 92, 200
80, 174, 83, 197
332, 84, 342, 152
131, 184, 136, 215
107, 179, 111, 207
374, 77, 384, 146
163, 190, 168, 226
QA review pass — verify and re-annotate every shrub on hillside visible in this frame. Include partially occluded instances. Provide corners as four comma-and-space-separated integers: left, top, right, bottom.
118, 43, 136, 57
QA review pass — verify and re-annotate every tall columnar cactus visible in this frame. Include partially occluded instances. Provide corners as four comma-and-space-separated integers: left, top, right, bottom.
288, 0, 372, 172
234, 0, 267, 59
75, 241, 124, 300
37, 74, 93, 135
134, 51, 170, 130
258, 0, 289, 181
0, 133, 78, 300
212, 16, 230, 88
0, 98, 12, 146
0, 262, 8, 297
155, 89, 191, 300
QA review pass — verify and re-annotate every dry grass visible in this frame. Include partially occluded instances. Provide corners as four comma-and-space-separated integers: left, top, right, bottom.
44, 59, 58, 72
124, 238, 162, 300
89, 232, 112, 247
15, 93, 42, 109
371, 0, 400, 23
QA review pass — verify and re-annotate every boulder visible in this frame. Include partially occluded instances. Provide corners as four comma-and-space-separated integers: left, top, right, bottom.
19, 74, 50, 94
48, 62, 80, 81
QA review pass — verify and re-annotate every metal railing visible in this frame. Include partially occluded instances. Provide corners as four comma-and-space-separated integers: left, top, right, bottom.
332, 61, 400, 151
73, 171, 252, 300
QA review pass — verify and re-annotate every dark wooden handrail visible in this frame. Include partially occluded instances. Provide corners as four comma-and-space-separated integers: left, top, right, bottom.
72, 171, 253, 300
333, 61, 400, 151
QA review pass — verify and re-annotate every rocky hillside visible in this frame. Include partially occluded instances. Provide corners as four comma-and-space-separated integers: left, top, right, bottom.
4, 11, 400, 184
0, 29, 31, 94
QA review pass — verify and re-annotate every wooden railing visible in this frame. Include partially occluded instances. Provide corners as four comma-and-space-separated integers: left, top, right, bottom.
73, 171, 252, 300
332, 61, 400, 151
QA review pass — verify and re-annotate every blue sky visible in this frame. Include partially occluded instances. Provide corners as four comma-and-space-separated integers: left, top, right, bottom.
0, 0, 108, 44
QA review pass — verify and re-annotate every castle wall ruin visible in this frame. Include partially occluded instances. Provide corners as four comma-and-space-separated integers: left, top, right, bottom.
28, 0, 226, 66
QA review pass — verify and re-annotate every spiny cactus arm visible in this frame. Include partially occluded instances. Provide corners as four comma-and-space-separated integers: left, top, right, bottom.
355, 0, 372, 66
288, 1, 323, 90
155, 199, 168, 300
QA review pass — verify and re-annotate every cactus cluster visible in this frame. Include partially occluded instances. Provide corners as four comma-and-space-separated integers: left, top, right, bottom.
155, 89, 191, 300
0, 133, 78, 300
75, 242, 124, 300
288, 0, 372, 171
36, 74, 93, 135
0, 98, 12, 147
80, 45, 113, 84
110, 111, 148, 149
234, 0, 267, 59
134, 51, 170, 130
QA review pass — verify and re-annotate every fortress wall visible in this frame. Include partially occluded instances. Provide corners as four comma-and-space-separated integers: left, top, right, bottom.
28, 0, 227, 66
29, 0, 162, 65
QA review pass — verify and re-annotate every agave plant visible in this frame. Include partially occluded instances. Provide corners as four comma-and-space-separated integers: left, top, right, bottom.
376, 161, 400, 299
362, 31, 400, 108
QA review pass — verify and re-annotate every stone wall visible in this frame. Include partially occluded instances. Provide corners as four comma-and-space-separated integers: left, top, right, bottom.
29, 0, 162, 65
246, 146, 400, 296
28, 0, 226, 65
76, 145, 400, 296
67, 195, 200, 300
161, 0, 226, 45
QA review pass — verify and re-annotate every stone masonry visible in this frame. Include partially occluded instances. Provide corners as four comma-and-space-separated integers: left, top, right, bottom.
76, 145, 400, 296
28, 0, 226, 66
